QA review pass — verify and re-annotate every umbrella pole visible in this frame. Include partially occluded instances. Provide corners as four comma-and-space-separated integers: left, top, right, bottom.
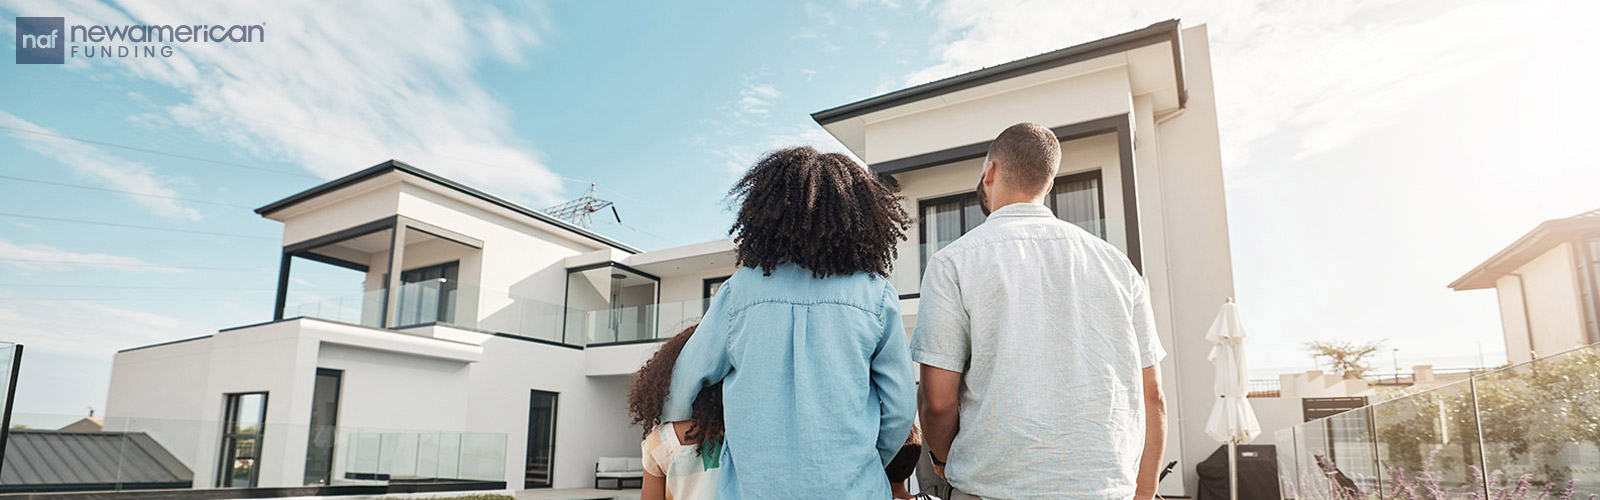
1228, 439, 1239, 500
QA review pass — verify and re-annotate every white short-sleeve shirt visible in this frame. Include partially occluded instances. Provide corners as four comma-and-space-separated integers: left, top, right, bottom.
911, 202, 1165, 500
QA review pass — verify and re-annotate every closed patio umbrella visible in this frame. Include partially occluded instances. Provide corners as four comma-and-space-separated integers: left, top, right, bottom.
1205, 299, 1260, 500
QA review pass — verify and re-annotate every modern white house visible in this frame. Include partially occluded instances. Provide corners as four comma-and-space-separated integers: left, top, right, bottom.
1450, 207, 1600, 363
101, 19, 1236, 498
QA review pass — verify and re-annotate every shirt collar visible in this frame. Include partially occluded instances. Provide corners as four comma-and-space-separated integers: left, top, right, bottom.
987, 202, 1053, 219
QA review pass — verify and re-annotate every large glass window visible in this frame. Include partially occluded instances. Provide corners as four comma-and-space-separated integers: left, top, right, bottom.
563, 264, 660, 345
395, 261, 460, 326
218, 392, 268, 488
919, 170, 1105, 274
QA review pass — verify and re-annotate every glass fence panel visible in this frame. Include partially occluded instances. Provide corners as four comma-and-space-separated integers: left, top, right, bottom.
1327, 407, 1380, 498
1372, 381, 1484, 499
460, 432, 507, 482
1477, 346, 1600, 499
1276, 427, 1303, 499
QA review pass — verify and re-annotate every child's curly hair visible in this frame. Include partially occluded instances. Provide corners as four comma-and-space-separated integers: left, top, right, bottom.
626, 325, 724, 454
728, 146, 912, 278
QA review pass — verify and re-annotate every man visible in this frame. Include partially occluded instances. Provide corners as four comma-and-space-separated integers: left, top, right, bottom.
912, 122, 1168, 500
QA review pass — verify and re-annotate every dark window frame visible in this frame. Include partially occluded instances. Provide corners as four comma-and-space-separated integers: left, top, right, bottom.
702, 276, 730, 312
303, 369, 343, 486
217, 392, 269, 488
389, 260, 461, 329
916, 169, 1107, 269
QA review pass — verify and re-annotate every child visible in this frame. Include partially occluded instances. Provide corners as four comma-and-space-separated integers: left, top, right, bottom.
886, 425, 941, 500
628, 325, 723, 500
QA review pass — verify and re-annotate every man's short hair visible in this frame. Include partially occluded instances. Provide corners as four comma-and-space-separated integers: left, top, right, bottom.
987, 122, 1061, 192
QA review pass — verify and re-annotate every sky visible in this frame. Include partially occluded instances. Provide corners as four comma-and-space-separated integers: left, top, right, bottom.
1, 0, 1598, 419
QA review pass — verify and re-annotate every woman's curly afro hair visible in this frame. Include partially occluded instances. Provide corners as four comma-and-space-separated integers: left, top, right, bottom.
626, 325, 723, 453
728, 146, 912, 278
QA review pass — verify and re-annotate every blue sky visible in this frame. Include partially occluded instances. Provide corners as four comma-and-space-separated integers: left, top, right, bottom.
2, 0, 1598, 419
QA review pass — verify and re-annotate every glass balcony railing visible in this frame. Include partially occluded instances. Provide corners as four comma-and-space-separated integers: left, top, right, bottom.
280, 280, 715, 347
1276, 343, 1600, 500
0, 412, 506, 494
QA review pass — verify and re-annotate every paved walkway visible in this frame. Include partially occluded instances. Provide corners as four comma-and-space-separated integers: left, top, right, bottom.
514, 487, 641, 500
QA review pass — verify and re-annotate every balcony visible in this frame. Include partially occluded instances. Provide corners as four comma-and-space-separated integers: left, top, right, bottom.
283, 276, 710, 348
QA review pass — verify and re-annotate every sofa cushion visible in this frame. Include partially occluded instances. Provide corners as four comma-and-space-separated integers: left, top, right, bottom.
596, 471, 645, 479
597, 457, 630, 473
626, 457, 644, 472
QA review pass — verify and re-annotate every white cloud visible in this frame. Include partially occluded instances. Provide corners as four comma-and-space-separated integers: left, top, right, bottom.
736, 84, 784, 119
0, 297, 207, 359
0, 111, 203, 221
0, 0, 568, 205
0, 238, 185, 273
711, 125, 859, 174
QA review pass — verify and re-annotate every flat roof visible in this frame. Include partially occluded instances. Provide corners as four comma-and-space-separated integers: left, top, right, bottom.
811, 19, 1186, 125
1450, 208, 1600, 290
255, 160, 641, 254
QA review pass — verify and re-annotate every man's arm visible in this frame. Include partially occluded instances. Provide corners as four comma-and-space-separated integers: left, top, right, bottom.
1135, 364, 1168, 500
909, 257, 970, 479
919, 364, 962, 478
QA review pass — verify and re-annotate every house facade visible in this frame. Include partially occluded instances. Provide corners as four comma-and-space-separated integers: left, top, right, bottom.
1450, 208, 1600, 363
103, 20, 1234, 497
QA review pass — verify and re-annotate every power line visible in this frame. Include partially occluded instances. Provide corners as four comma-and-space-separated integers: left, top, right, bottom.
0, 212, 276, 240
0, 174, 255, 210
0, 257, 265, 272
0, 125, 319, 179
598, 220, 684, 246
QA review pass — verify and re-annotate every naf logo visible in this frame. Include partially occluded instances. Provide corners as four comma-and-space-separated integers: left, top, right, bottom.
15, 17, 65, 64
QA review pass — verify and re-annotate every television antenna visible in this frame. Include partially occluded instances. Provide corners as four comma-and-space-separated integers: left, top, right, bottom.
543, 183, 620, 229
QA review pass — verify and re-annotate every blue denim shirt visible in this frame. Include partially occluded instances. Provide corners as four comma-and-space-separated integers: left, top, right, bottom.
662, 263, 916, 500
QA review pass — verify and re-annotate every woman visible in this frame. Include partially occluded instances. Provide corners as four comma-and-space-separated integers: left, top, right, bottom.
660, 146, 917, 500
628, 325, 724, 500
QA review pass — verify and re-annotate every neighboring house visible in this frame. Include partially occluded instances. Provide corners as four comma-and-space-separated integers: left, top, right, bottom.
57, 416, 103, 432
102, 19, 1234, 498
1450, 208, 1600, 363
0, 429, 192, 493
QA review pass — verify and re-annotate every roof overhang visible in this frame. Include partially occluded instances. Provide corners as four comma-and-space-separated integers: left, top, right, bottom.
255, 160, 641, 254
1450, 214, 1600, 290
811, 19, 1187, 160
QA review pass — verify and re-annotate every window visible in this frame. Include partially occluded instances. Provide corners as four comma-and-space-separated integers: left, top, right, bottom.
525, 390, 559, 489
395, 261, 460, 326
918, 171, 1105, 274
563, 264, 661, 345
218, 392, 268, 488
703, 276, 729, 312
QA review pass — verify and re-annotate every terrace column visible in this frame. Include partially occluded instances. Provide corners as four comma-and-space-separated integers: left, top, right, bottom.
272, 252, 292, 321
382, 220, 407, 328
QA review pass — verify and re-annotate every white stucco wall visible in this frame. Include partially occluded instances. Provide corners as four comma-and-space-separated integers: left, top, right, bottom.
1496, 243, 1586, 359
